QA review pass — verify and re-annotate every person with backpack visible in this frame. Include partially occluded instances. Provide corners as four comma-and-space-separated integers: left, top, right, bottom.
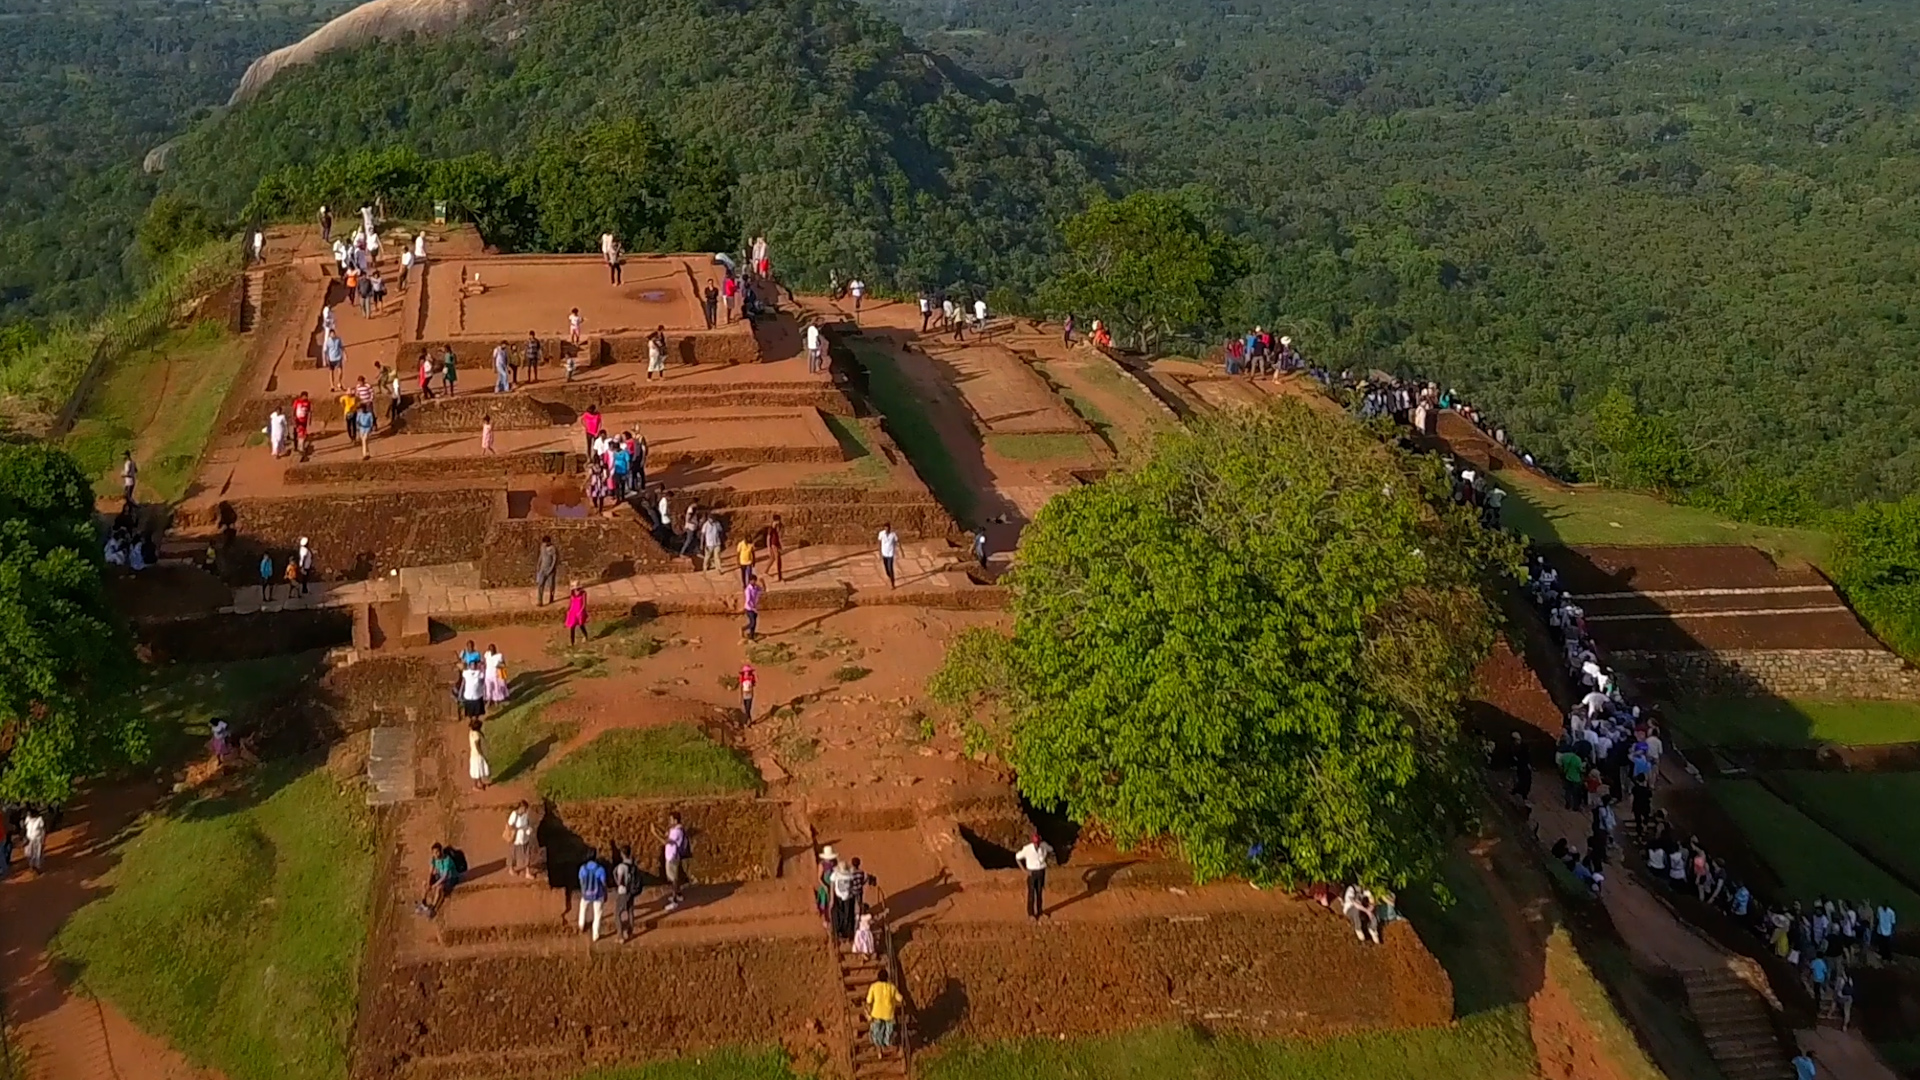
613, 845, 640, 942
577, 848, 608, 941
419, 842, 461, 917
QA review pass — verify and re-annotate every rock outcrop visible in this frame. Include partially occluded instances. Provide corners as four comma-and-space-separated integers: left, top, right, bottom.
228, 0, 497, 105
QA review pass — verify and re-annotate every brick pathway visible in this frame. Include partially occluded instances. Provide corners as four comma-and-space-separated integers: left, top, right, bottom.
222, 538, 992, 620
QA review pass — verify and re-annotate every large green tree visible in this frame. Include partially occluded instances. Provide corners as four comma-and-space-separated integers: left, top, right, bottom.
0, 445, 142, 802
935, 402, 1518, 887
1042, 190, 1243, 350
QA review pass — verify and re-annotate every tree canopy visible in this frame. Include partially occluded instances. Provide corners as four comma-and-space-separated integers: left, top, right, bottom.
1040, 191, 1243, 350
934, 402, 1519, 887
0, 445, 142, 802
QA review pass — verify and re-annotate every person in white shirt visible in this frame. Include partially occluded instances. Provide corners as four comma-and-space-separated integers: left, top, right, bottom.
805, 322, 824, 375
877, 523, 900, 589
656, 490, 671, 532
973, 298, 988, 326
506, 800, 537, 878
23, 808, 47, 872
1581, 689, 1610, 720
413, 232, 427, 263
400, 247, 415, 291
267, 406, 287, 458
1014, 833, 1053, 920
848, 278, 866, 319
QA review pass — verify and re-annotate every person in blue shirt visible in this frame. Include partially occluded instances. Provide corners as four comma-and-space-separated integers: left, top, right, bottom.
1731, 884, 1750, 919
259, 553, 276, 602
577, 849, 608, 942
419, 842, 460, 917
1792, 1049, 1817, 1080
1877, 903, 1897, 959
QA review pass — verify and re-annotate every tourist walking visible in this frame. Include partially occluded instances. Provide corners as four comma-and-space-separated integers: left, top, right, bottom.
577, 849, 608, 941
613, 845, 639, 942
701, 513, 725, 572
467, 719, 490, 791
483, 644, 509, 708
830, 857, 860, 940
918, 290, 932, 332
569, 307, 583, 345
293, 391, 312, 453
702, 283, 719, 329
766, 515, 784, 581
267, 405, 287, 458
1015, 832, 1052, 920
259, 552, 276, 602
459, 659, 485, 722
294, 536, 314, 596
523, 331, 542, 382
536, 536, 559, 605
493, 341, 512, 394
865, 971, 903, 1050
565, 581, 589, 644
815, 845, 837, 928
506, 800, 536, 878
121, 451, 138, 504
647, 327, 667, 380
736, 533, 756, 585
481, 415, 494, 454
848, 277, 866, 320
581, 404, 602, 455
680, 504, 702, 558
319, 205, 333, 242
740, 662, 756, 723
23, 807, 47, 873
659, 811, 689, 912
805, 321, 824, 374
742, 574, 763, 640
877, 523, 900, 588
441, 346, 458, 396
722, 274, 738, 322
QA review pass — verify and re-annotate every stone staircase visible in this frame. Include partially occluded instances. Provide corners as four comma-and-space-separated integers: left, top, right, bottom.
1680, 966, 1795, 1080
239, 267, 265, 333
836, 899, 911, 1080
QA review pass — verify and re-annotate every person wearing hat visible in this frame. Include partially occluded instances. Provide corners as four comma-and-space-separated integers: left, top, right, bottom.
1014, 831, 1055, 921
814, 845, 839, 929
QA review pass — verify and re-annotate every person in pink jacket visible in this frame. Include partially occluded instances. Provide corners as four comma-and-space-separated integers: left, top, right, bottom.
564, 581, 588, 645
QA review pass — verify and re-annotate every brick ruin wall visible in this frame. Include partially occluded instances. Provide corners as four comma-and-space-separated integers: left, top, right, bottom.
1614, 648, 1920, 700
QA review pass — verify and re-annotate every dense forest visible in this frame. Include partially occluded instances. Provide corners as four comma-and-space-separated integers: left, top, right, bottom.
161, 0, 1102, 296
0, 0, 349, 322
4, 0, 1920, 505
875, 0, 1920, 507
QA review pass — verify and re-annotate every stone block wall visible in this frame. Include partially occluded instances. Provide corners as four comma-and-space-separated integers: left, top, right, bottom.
1615, 648, 1920, 700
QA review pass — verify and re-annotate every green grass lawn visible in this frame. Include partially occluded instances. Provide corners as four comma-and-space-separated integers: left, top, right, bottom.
1666, 698, 1920, 748
1709, 779, 1920, 911
1768, 772, 1920, 887
487, 692, 579, 783
536, 723, 761, 802
802, 414, 892, 486
52, 760, 375, 1080
920, 1011, 1535, 1080
986, 433, 1099, 463
1501, 473, 1832, 569
852, 343, 976, 521
136, 653, 327, 764
64, 319, 246, 504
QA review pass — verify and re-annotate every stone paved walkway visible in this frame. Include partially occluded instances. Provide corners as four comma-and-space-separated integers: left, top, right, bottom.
223, 538, 992, 620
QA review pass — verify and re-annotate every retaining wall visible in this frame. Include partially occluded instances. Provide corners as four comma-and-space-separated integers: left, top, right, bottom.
357, 938, 836, 1080
178, 489, 497, 581
541, 795, 780, 885
898, 908, 1452, 1042
1615, 648, 1920, 700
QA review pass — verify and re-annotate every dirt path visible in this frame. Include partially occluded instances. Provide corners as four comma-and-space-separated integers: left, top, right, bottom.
0, 785, 217, 1080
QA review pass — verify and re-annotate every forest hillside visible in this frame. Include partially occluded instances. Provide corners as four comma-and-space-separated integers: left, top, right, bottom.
877, 0, 1920, 507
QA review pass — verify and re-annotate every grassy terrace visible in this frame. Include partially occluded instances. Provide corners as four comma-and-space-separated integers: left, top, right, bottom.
1667, 698, 1920, 748
1709, 779, 1920, 912
537, 723, 760, 801
53, 761, 375, 1080
1501, 473, 1832, 569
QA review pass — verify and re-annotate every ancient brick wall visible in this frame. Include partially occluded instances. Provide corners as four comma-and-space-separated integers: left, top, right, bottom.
1615, 648, 1920, 700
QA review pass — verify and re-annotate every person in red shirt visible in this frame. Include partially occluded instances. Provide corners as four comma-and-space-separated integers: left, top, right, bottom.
292, 391, 312, 453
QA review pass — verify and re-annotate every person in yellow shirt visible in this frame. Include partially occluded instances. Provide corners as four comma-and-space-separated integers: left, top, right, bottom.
864, 970, 902, 1050
736, 536, 755, 586
338, 392, 358, 434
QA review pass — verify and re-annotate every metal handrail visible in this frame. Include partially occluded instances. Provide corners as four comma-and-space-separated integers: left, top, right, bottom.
866, 882, 913, 1070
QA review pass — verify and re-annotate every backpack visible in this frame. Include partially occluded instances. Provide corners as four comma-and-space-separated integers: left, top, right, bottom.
449, 847, 469, 876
